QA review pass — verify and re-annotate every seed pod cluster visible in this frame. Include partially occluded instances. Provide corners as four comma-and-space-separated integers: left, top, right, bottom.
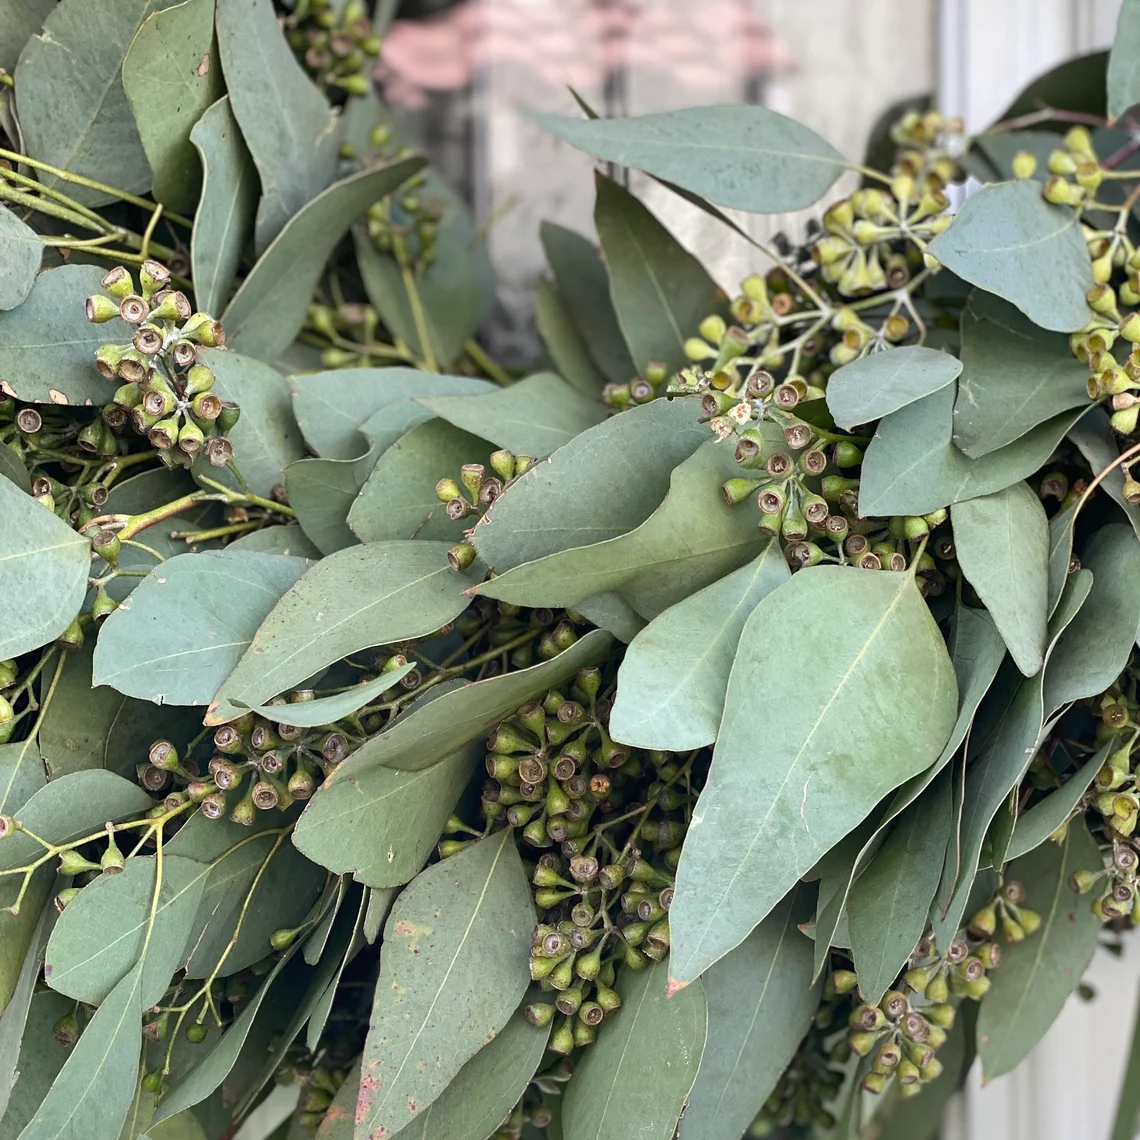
85, 262, 238, 468
439, 668, 703, 1053
282, 0, 382, 97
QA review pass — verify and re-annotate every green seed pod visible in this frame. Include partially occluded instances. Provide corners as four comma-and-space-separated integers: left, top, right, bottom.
548, 1018, 575, 1055
100, 828, 126, 874
58, 850, 100, 875
186, 1022, 208, 1043
525, 1002, 555, 1027
52, 1010, 80, 1048
85, 294, 121, 323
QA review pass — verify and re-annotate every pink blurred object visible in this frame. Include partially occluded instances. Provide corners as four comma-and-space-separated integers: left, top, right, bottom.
376, 0, 793, 109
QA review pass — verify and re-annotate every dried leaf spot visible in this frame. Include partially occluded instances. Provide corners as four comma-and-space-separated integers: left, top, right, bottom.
197, 52, 210, 75
407, 1099, 417, 1112
49, 389, 67, 404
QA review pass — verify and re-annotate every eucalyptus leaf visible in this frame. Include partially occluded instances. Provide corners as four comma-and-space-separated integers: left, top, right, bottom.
0, 264, 130, 404
223, 158, 426, 363
122, 0, 222, 214
953, 291, 1089, 457
290, 369, 490, 461
385, 1005, 549, 1140
318, 630, 612, 777
927, 181, 1092, 332
214, 0, 339, 253
562, 960, 707, 1140
17, 962, 143, 1140
0, 0, 55, 73
355, 831, 532, 1140
610, 542, 789, 751
0, 204, 42, 310
93, 550, 308, 706
951, 481, 1049, 677
414, 372, 607, 457
14, 0, 159, 206
976, 818, 1102, 1079
540, 221, 637, 386
0, 969, 68, 1135
847, 771, 953, 1005
1109, 0, 1140, 121
594, 174, 728, 375
535, 105, 847, 214
303, 890, 369, 1054
1005, 743, 1108, 862
0, 475, 91, 659
0, 442, 30, 492
1067, 409, 1140, 539
45, 855, 208, 1008
669, 565, 958, 985
678, 888, 818, 1140
347, 419, 490, 543
1043, 524, 1140, 712
859, 381, 1090, 517
471, 398, 707, 572
362, 887, 394, 946
228, 524, 321, 559
1113, 985, 1140, 1140
477, 440, 769, 619
189, 96, 259, 318
286, 449, 379, 555
292, 741, 482, 888
1047, 503, 1078, 617
240, 665, 416, 726
207, 541, 470, 723
825, 346, 961, 430
535, 277, 607, 396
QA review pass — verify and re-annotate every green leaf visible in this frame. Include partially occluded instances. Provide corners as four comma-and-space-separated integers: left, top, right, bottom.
477, 440, 769, 619
953, 292, 1091, 457
976, 818, 1101, 1079
971, 130, 1059, 184
0, 264, 130, 404
348, 419, 490, 543
166, 815, 323, 978
1006, 742, 1108, 862
825, 346, 961, 431
149, 942, 301, 1127
677, 889, 818, 1140
610, 542, 790, 751
0, 985, 71, 1136
1068, 409, 1140, 540
223, 157, 426, 362
13, 0, 159, 206
45, 855, 207, 1007
952, 481, 1049, 677
0, 476, 91, 658
290, 369, 491, 461
241, 666, 415, 726
228, 524, 321, 559
415, 372, 607, 457
668, 565, 958, 984
39, 639, 200, 780
0, 442, 30, 493
535, 278, 607, 397
214, 0, 338, 252
0, 203, 42, 310
1044, 524, 1140, 711
927, 182, 1092, 333
1113, 978, 1140, 1140
1109, 1, 1140, 120
304, 890, 370, 1053
352, 172, 492, 369
317, 630, 612, 778
384, 1005, 549, 1140
997, 52, 1107, 126
859, 381, 1091, 517
286, 450, 378, 555
207, 541, 469, 723
0, 0, 54, 73
356, 831, 532, 1140
189, 95, 259, 318
293, 741, 480, 887
1047, 503, 1078, 617
472, 398, 707, 572
935, 570, 1092, 943
363, 887, 394, 946
122, 0, 222, 214
0, 770, 154, 874
93, 550, 308, 706
847, 771, 953, 1005
815, 602, 1004, 976
562, 960, 707, 1140
188, 351, 300, 497
18, 962, 143, 1140
534, 105, 847, 214
540, 221, 636, 386
594, 175, 727, 375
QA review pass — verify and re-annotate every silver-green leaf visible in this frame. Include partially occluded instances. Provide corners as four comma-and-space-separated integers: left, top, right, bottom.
0, 204, 42, 311
826, 346, 961, 431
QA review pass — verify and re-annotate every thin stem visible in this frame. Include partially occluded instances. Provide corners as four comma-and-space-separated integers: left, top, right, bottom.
170, 521, 260, 543
465, 339, 512, 387
401, 260, 438, 372
140, 203, 163, 263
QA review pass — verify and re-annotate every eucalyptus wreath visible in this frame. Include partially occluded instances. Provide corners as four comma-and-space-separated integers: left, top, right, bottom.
3, 2, 1140, 1140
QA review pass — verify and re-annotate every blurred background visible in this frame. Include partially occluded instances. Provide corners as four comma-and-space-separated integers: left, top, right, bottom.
360, 2, 1133, 1137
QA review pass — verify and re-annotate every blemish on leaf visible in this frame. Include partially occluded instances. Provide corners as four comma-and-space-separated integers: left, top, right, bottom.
48, 389, 67, 404
197, 52, 210, 75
